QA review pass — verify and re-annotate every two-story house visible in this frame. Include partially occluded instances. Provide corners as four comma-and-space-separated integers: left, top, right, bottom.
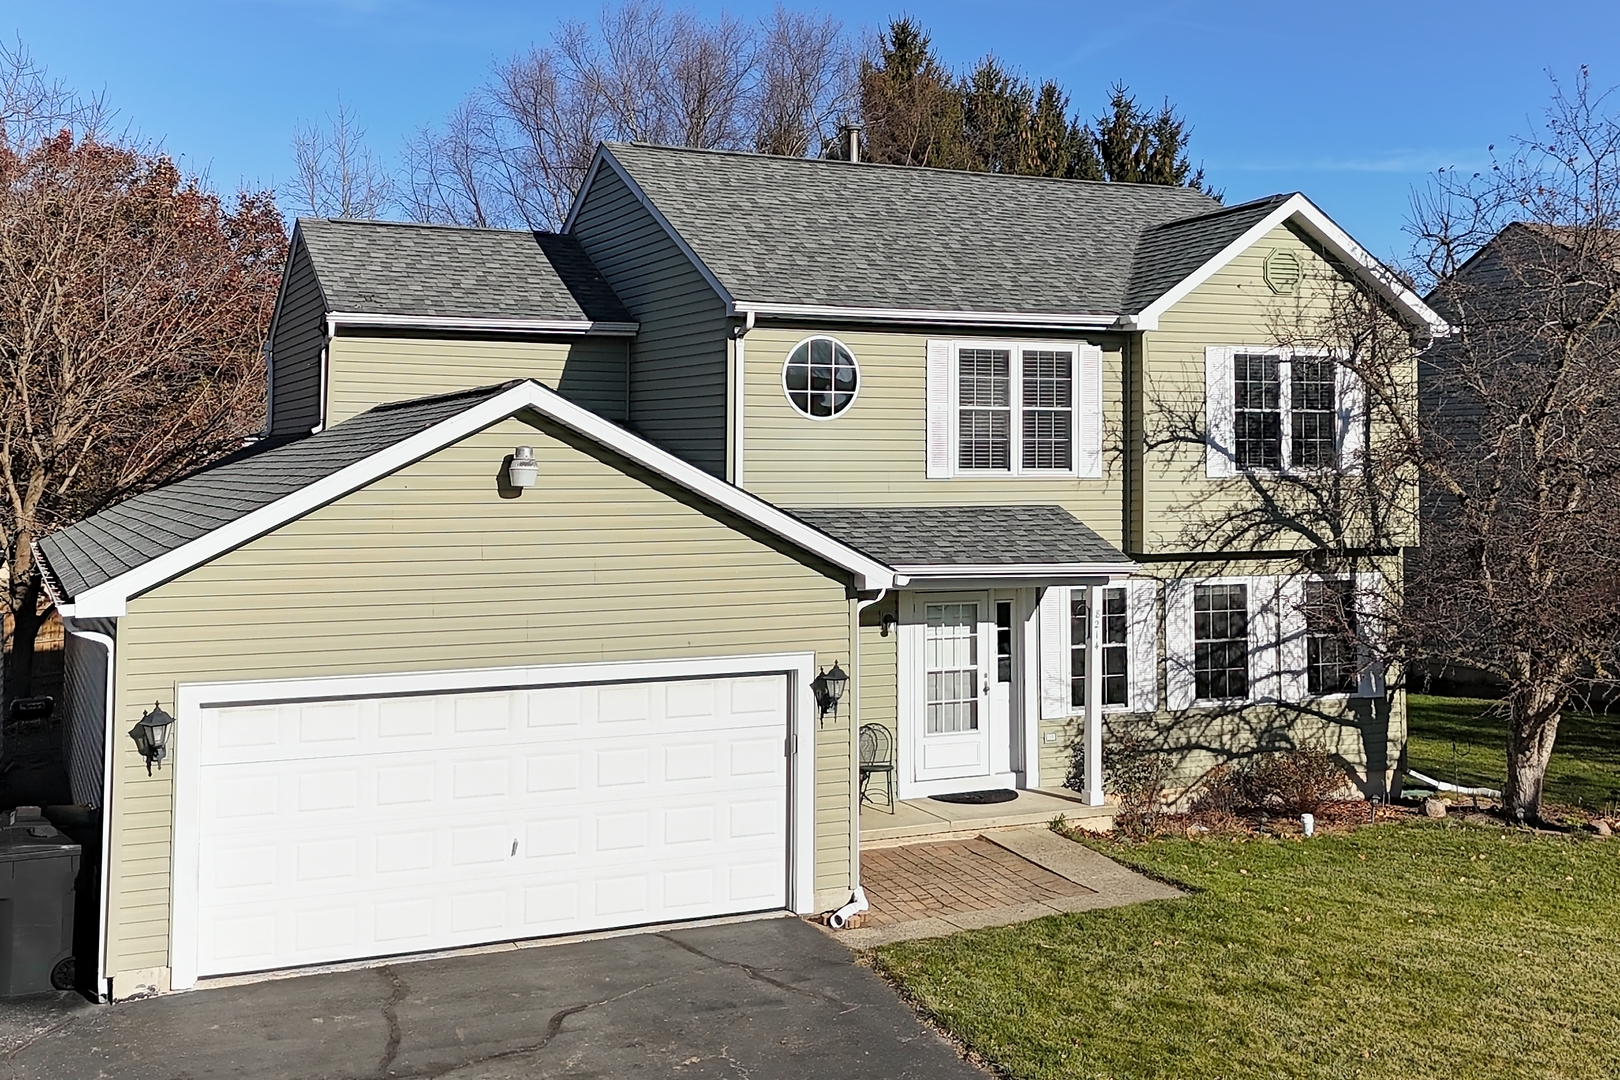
37, 143, 1445, 1000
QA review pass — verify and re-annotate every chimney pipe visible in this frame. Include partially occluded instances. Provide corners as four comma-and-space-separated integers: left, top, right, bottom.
841, 122, 864, 164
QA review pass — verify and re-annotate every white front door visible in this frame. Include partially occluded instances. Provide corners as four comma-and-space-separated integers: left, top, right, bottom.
911, 595, 993, 787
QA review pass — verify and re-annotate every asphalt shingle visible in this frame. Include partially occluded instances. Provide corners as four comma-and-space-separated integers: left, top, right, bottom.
297, 219, 633, 323
789, 505, 1127, 567
603, 142, 1229, 318
37, 383, 516, 601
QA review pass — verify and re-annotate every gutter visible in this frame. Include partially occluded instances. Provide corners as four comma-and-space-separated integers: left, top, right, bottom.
728, 300, 1121, 331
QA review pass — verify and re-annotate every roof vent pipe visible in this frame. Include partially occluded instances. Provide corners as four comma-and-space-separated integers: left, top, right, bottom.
840, 121, 864, 164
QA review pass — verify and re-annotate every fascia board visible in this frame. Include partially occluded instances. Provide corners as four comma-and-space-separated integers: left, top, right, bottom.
67, 381, 894, 616
732, 301, 1119, 331
326, 312, 638, 336
573, 147, 735, 309
1129, 194, 1451, 338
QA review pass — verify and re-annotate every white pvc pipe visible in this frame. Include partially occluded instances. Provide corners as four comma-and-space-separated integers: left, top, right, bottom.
828, 886, 868, 930
1406, 768, 1500, 798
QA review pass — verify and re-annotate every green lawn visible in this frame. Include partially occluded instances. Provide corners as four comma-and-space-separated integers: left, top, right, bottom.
873, 823, 1620, 1080
1406, 693, 1620, 813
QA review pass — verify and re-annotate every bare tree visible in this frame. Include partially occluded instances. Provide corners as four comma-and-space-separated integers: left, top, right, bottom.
400, 1, 855, 230
290, 99, 393, 219
1404, 70, 1620, 820
0, 47, 287, 702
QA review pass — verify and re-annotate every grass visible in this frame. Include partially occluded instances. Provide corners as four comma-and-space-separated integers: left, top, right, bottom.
1406, 693, 1620, 813
873, 822, 1620, 1080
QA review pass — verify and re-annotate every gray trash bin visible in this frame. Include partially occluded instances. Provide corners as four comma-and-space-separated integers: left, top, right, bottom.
0, 807, 80, 996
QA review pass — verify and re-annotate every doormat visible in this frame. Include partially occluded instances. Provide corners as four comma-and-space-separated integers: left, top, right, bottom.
929, 789, 1018, 805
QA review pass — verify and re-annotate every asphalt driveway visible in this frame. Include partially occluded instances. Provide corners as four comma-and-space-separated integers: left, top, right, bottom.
1, 915, 982, 1079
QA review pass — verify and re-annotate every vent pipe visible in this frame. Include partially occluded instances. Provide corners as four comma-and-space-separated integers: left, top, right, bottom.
840, 121, 864, 164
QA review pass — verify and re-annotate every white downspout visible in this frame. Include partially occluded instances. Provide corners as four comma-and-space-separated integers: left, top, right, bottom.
832, 587, 888, 928
731, 310, 754, 487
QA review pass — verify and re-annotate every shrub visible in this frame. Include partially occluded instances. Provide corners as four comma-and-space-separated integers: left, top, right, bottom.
1105, 732, 1173, 837
1237, 746, 1346, 816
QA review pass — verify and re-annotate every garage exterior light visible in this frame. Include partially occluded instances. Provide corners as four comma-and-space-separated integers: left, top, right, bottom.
131, 703, 175, 774
508, 446, 539, 488
812, 662, 849, 718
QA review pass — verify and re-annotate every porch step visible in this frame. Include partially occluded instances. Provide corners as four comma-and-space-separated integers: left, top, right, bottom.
859, 788, 1113, 849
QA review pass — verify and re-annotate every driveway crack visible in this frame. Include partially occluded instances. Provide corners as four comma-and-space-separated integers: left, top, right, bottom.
656, 932, 862, 1015
376, 965, 408, 1078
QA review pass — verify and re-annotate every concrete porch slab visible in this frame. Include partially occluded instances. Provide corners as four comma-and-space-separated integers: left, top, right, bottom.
860, 788, 1112, 848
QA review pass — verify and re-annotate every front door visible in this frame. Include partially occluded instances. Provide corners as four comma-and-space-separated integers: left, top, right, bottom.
912, 595, 993, 786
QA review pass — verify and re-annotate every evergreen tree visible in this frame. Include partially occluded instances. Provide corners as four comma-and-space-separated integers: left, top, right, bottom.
856, 18, 965, 168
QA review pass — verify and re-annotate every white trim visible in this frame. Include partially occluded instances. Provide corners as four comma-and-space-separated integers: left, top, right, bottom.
1081, 583, 1105, 805
779, 335, 862, 421
732, 301, 1118, 330
64, 380, 896, 616
1019, 589, 1041, 789
568, 147, 736, 308
168, 651, 819, 992
1126, 194, 1450, 337
324, 312, 638, 336
60, 621, 116, 1002
730, 312, 753, 487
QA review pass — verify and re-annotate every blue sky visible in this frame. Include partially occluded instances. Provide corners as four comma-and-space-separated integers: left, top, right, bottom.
10, 0, 1618, 263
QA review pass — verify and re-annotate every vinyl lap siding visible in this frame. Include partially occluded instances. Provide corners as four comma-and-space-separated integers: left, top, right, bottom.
571, 167, 729, 474
106, 417, 857, 975
269, 236, 328, 437
741, 326, 1128, 546
326, 335, 630, 425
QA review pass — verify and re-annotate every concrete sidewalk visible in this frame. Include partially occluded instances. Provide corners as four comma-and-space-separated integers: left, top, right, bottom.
835, 826, 1182, 948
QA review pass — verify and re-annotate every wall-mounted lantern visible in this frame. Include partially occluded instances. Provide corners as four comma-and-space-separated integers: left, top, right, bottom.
131, 704, 175, 774
880, 612, 898, 637
811, 662, 849, 719
507, 446, 539, 489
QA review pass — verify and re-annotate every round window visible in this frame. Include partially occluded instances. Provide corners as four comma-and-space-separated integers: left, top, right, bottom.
782, 337, 859, 419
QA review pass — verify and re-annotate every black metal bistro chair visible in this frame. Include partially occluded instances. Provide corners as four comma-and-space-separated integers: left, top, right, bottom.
858, 723, 896, 813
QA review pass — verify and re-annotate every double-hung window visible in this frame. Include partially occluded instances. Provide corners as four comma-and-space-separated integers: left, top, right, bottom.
1193, 583, 1249, 701
1208, 348, 1360, 477
1303, 579, 1357, 694
928, 339, 1103, 478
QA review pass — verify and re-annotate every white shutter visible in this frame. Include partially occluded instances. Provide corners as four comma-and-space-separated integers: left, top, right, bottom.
926, 339, 953, 478
1277, 575, 1308, 704
1248, 576, 1278, 702
1039, 586, 1071, 719
1354, 572, 1388, 698
1164, 579, 1196, 710
1205, 346, 1236, 478
1127, 578, 1159, 713
1075, 342, 1104, 478
1336, 359, 1366, 472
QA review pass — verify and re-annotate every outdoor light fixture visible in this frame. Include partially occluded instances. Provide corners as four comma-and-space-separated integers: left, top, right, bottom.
507, 446, 538, 489
812, 661, 849, 718
131, 703, 175, 775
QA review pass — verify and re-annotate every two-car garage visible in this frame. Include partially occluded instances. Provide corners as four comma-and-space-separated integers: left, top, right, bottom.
168, 661, 809, 988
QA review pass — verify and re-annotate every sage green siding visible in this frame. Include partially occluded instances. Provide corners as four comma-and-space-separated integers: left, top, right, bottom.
571, 166, 729, 474
325, 335, 630, 425
1138, 222, 1416, 554
268, 235, 327, 437
105, 416, 857, 977
740, 326, 1129, 545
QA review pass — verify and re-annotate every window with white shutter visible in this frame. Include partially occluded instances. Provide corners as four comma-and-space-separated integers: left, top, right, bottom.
1206, 348, 1366, 476
925, 340, 1102, 478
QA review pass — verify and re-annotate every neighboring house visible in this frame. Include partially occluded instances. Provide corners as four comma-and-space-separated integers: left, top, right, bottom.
36, 143, 1446, 1001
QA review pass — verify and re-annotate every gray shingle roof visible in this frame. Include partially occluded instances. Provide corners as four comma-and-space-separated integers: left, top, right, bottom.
603, 142, 1229, 318
1122, 194, 1295, 311
37, 384, 516, 601
297, 218, 633, 323
789, 505, 1127, 567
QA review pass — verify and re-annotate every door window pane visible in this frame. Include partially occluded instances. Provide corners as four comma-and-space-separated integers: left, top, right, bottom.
926, 603, 980, 733
1101, 587, 1128, 707
1193, 583, 1249, 700
995, 601, 1013, 683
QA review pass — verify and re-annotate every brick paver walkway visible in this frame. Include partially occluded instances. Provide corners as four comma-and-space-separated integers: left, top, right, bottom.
859, 837, 1091, 927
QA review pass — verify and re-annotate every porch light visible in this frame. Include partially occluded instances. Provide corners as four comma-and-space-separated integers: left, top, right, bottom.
508, 446, 539, 488
812, 662, 849, 718
131, 704, 175, 775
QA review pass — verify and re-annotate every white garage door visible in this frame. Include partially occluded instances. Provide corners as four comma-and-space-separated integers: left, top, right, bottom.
191, 674, 789, 977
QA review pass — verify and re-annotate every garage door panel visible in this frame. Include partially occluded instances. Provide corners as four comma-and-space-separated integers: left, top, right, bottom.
193, 674, 790, 977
